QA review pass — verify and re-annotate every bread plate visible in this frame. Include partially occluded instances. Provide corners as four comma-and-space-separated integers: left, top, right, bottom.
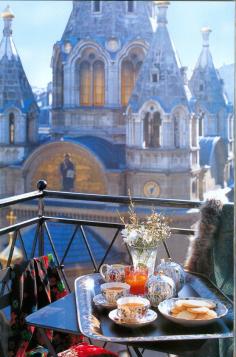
158, 297, 228, 327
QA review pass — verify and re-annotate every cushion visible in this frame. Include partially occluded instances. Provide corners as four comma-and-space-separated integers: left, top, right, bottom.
57, 342, 118, 357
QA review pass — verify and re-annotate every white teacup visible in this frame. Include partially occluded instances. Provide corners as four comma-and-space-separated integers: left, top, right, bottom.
99, 264, 126, 282
100, 282, 130, 304
117, 296, 150, 322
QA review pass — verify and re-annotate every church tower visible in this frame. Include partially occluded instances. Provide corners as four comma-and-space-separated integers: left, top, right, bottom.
189, 28, 234, 187
0, 6, 39, 196
51, 0, 156, 142
126, 1, 200, 200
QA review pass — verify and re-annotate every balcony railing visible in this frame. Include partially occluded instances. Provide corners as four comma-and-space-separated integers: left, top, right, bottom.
0, 180, 233, 357
0, 180, 204, 293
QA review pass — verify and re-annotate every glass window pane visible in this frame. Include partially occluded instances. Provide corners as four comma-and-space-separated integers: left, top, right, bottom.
9, 113, 15, 144
93, 61, 105, 106
80, 61, 91, 106
121, 60, 135, 106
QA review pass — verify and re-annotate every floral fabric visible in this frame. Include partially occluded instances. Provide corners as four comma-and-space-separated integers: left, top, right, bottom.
8, 256, 83, 357
26, 345, 48, 356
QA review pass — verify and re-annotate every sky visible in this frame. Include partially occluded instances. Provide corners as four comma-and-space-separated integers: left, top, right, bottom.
0, 0, 234, 89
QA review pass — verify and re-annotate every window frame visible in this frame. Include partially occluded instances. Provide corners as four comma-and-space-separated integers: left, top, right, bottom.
93, 60, 105, 106
79, 61, 92, 106
79, 56, 105, 107
126, 1, 136, 14
151, 70, 159, 83
120, 51, 144, 106
92, 0, 102, 14
143, 111, 162, 148
9, 112, 15, 144
121, 60, 135, 106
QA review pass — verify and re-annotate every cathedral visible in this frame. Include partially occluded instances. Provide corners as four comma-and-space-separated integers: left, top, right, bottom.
0, 1, 234, 201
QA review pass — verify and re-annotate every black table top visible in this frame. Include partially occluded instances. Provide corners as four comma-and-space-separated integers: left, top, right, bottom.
26, 271, 233, 354
26, 292, 80, 335
75, 272, 233, 344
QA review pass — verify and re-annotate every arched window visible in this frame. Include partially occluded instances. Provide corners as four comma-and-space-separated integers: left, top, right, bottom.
80, 61, 91, 106
93, 60, 105, 106
135, 61, 142, 81
143, 111, 161, 148
143, 112, 150, 147
121, 61, 135, 106
9, 113, 15, 144
174, 116, 180, 148
199, 116, 203, 136
152, 112, 161, 147
54, 60, 64, 107
121, 49, 144, 106
79, 58, 105, 106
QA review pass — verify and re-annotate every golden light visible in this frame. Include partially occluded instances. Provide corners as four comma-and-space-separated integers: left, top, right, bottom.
201, 27, 212, 33
153, 1, 170, 5
0, 5, 15, 19
0, 210, 23, 268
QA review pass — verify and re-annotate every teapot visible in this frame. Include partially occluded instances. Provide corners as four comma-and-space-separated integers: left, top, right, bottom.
156, 258, 185, 293
99, 263, 126, 282
146, 273, 176, 307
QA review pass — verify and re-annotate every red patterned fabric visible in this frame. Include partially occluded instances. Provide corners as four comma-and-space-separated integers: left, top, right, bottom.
8, 256, 117, 357
8, 256, 83, 356
58, 342, 118, 357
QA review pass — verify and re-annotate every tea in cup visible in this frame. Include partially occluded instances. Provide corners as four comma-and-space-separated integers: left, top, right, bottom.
116, 296, 150, 322
99, 264, 126, 282
100, 282, 130, 304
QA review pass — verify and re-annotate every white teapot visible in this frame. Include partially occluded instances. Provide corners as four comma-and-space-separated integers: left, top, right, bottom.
146, 273, 176, 307
156, 258, 185, 293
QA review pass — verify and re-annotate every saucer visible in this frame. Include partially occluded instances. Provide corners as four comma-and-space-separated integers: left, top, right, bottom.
109, 309, 157, 328
93, 293, 116, 308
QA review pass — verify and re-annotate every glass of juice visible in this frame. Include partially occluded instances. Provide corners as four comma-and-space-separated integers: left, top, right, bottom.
124, 265, 148, 295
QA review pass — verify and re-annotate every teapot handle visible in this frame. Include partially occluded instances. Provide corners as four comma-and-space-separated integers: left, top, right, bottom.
99, 264, 109, 280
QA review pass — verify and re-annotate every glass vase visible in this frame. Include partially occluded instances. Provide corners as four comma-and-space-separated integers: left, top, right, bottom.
128, 245, 158, 276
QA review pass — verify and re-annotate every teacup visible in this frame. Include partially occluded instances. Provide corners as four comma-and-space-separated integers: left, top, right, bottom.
100, 282, 130, 304
117, 296, 150, 322
99, 264, 126, 282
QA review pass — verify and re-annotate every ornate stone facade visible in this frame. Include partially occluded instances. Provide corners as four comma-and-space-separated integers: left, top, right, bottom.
0, 6, 39, 196
0, 1, 233, 202
189, 28, 234, 189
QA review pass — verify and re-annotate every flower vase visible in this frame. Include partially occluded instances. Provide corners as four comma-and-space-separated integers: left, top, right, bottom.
128, 245, 158, 276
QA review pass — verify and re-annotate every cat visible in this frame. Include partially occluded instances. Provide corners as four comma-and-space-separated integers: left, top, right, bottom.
184, 199, 223, 278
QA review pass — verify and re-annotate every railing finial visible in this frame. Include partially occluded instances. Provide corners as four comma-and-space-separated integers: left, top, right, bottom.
37, 180, 47, 191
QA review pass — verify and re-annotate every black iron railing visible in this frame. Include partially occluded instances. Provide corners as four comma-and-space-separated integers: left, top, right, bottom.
0, 180, 204, 294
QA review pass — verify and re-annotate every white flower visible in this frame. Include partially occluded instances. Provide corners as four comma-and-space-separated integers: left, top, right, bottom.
143, 231, 152, 244
121, 229, 128, 238
140, 225, 146, 234
129, 230, 139, 240
120, 201, 171, 248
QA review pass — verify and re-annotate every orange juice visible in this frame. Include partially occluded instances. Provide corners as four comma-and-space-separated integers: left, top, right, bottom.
125, 266, 148, 295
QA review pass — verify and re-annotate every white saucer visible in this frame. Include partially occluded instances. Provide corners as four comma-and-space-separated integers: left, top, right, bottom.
109, 309, 157, 328
93, 293, 116, 308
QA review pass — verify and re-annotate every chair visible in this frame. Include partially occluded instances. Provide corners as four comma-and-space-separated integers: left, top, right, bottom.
183, 199, 234, 357
8, 255, 117, 357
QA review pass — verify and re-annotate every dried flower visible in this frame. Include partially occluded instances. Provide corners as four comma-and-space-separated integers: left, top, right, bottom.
119, 197, 171, 248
